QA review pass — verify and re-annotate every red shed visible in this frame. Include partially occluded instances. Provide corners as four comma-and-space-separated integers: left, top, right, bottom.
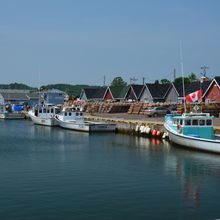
203, 78, 220, 103
103, 87, 113, 100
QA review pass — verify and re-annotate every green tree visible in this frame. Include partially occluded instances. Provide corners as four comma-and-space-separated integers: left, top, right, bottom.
154, 80, 159, 84
160, 79, 170, 84
111, 77, 127, 87
174, 77, 190, 84
188, 73, 197, 82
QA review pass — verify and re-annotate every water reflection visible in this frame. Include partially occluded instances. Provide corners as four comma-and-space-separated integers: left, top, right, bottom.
165, 146, 220, 207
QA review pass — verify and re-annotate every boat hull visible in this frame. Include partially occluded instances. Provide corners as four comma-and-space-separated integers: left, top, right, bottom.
0, 112, 25, 119
164, 123, 220, 153
56, 118, 115, 132
29, 114, 58, 127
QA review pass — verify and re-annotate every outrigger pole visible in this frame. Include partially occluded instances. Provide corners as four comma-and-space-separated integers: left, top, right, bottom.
180, 40, 187, 113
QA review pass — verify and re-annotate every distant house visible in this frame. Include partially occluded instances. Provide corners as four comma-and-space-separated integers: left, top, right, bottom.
170, 81, 212, 103
39, 89, 67, 105
202, 78, 220, 103
125, 84, 144, 101
0, 89, 39, 107
80, 88, 107, 101
139, 83, 171, 103
109, 86, 129, 101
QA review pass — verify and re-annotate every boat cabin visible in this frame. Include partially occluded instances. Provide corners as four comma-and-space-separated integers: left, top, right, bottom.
58, 106, 84, 122
34, 105, 61, 118
167, 113, 214, 139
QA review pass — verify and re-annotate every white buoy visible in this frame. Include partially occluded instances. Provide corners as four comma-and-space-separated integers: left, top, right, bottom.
140, 125, 145, 133
146, 127, 151, 134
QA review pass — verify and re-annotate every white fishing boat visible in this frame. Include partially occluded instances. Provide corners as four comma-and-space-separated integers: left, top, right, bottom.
164, 113, 220, 154
28, 105, 61, 126
0, 104, 25, 119
55, 106, 116, 132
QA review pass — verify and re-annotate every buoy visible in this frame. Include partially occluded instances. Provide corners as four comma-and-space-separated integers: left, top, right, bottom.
152, 129, 157, 136
162, 133, 168, 139
156, 131, 161, 136
140, 125, 145, 133
146, 127, 151, 134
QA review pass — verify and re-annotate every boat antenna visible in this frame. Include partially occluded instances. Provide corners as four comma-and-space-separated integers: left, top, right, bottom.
180, 41, 187, 113
38, 66, 41, 106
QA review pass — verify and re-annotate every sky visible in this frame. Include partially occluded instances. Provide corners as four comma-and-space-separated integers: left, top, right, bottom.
0, 0, 219, 86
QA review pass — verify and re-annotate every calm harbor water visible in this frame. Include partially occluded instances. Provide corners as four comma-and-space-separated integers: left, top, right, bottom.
0, 120, 220, 219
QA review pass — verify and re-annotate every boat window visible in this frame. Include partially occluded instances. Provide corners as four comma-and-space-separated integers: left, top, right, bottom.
80, 112, 83, 116
206, 119, 212, 126
55, 109, 60, 114
199, 119, 205, 126
185, 119, 191, 126
69, 112, 71, 116
76, 112, 79, 116
47, 109, 50, 113
65, 112, 67, 116
39, 108, 42, 113
51, 108, 54, 113
43, 108, 46, 113
179, 119, 183, 125
192, 120, 198, 125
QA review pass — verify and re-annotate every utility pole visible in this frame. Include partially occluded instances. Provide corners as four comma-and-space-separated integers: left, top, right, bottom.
201, 65, 209, 77
142, 77, 145, 85
103, 75, 106, 87
130, 77, 138, 84
173, 68, 176, 81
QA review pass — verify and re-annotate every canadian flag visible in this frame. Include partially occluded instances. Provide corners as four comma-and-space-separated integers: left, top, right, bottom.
185, 89, 202, 103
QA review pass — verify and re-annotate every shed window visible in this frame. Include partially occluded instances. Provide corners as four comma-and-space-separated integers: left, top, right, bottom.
192, 120, 198, 125
185, 120, 191, 126
206, 119, 212, 126
199, 120, 205, 126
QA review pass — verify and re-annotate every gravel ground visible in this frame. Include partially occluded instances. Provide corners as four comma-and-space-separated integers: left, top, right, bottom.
90, 113, 220, 127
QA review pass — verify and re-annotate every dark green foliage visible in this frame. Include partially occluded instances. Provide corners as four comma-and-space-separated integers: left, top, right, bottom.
154, 80, 159, 84
0, 83, 36, 90
188, 73, 197, 82
160, 79, 170, 84
174, 77, 190, 83
111, 77, 127, 87
40, 84, 101, 96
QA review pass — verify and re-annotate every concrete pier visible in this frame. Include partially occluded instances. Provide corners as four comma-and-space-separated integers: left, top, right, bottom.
85, 115, 165, 138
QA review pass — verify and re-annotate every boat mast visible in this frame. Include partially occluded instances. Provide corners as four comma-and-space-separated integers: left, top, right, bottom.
180, 41, 186, 113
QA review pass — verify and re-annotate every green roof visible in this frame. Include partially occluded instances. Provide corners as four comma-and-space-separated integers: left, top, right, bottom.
110, 86, 129, 99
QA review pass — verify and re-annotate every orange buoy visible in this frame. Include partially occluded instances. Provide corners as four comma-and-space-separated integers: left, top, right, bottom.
156, 131, 161, 136
152, 130, 157, 136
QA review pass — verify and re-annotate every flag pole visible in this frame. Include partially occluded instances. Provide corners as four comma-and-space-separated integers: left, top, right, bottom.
180, 41, 187, 113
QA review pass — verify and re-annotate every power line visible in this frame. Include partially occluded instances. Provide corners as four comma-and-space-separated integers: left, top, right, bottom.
130, 77, 138, 84
201, 65, 209, 77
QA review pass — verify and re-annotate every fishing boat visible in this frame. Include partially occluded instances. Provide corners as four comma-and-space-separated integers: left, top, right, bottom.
55, 106, 116, 132
164, 113, 220, 153
28, 105, 61, 126
0, 104, 25, 119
